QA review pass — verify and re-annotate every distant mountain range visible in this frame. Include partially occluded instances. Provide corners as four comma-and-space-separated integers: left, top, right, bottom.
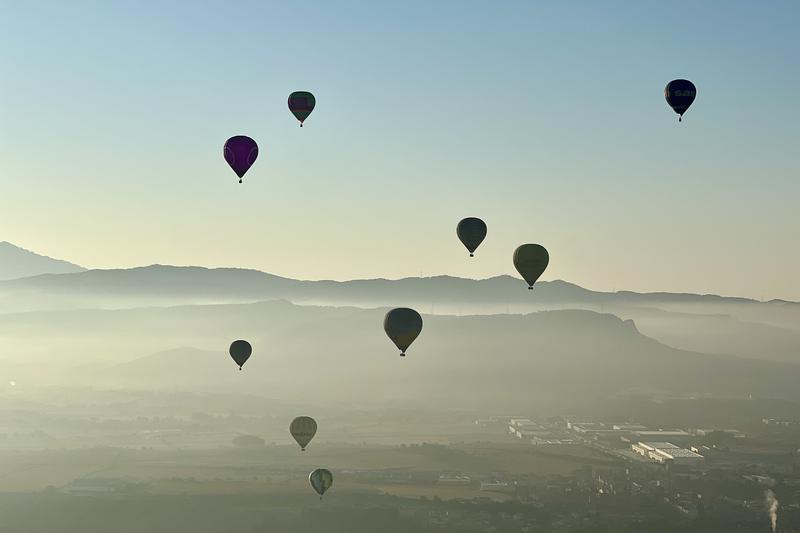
5, 300, 800, 409
2, 262, 796, 309
0, 242, 85, 280
1, 243, 798, 366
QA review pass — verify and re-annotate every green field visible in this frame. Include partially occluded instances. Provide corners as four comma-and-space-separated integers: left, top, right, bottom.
0, 441, 616, 494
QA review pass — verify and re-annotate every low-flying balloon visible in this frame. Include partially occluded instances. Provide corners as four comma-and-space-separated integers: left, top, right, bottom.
456, 217, 487, 257
309, 468, 333, 499
513, 244, 549, 290
288, 91, 316, 127
229, 340, 252, 370
223, 136, 259, 183
664, 79, 696, 122
384, 308, 423, 357
290, 416, 318, 451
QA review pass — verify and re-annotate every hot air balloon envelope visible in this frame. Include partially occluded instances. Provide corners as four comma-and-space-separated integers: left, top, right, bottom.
288, 91, 316, 126
664, 79, 696, 120
456, 217, 487, 256
309, 468, 333, 498
384, 308, 423, 356
513, 244, 549, 289
229, 340, 252, 369
290, 416, 318, 451
224, 136, 258, 181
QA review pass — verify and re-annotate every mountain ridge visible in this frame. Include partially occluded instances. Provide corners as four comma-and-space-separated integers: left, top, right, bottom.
0, 262, 790, 305
5, 301, 793, 408
0, 241, 85, 280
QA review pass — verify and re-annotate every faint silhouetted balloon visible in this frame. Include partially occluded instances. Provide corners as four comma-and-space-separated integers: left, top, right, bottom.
457, 217, 487, 257
309, 468, 333, 499
288, 91, 316, 127
513, 244, 549, 290
384, 308, 423, 357
290, 416, 317, 451
664, 79, 696, 122
224, 136, 259, 183
229, 340, 252, 370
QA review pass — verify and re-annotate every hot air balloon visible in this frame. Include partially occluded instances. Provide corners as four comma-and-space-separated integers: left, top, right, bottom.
384, 308, 423, 357
513, 244, 549, 290
229, 340, 252, 370
309, 468, 333, 499
288, 91, 315, 127
664, 79, 696, 122
456, 217, 487, 257
290, 416, 317, 451
223, 135, 259, 183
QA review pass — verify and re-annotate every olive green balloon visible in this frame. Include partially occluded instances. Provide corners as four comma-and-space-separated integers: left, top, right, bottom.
290, 416, 317, 451
456, 217, 487, 257
383, 308, 423, 357
229, 340, 252, 370
513, 244, 549, 289
309, 468, 333, 499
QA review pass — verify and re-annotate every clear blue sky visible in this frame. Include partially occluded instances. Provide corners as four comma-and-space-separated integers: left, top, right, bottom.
1, 1, 798, 299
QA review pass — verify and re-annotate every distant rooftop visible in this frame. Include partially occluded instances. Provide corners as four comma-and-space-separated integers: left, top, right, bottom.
635, 430, 690, 437
662, 448, 704, 459
639, 442, 680, 450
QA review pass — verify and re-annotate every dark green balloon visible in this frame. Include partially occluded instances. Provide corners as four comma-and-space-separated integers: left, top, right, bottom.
383, 308, 423, 357
513, 244, 549, 290
288, 91, 316, 126
229, 340, 252, 370
309, 468, 333, 499
456, 217, 487, 257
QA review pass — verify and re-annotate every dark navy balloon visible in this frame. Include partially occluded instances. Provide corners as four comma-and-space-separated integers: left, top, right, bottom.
456, 217, 487, 257
229, 340, 252, 370
224, 136, 259, 183
664, 79, 696, 122
288, 91, 315, 126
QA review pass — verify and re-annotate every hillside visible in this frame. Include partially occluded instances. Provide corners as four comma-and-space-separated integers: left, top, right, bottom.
1, 264, 798, 364
3, 301, 799, 410
0, 242, 85, 280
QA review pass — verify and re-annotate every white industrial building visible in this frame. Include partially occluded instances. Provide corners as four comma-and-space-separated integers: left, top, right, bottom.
612, 424, 648, 431
631, 442, 704, 466
508, 418, 551, 439
508, 418, 531, 435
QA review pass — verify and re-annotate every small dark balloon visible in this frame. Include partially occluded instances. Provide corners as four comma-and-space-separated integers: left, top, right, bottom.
229, 340, 252, 370
513, 244, 549, 290
224, 136, 259, 183
457, 218, 487, 257
664, 79, 696, 121
288, 91, 316, 126
384, 308, 423, 356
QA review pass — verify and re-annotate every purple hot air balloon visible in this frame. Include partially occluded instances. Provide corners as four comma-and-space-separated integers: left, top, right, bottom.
223, 136, 259, 183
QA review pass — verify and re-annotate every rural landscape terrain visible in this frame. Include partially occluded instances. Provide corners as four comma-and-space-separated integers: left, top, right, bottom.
3, 242, 800, 532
